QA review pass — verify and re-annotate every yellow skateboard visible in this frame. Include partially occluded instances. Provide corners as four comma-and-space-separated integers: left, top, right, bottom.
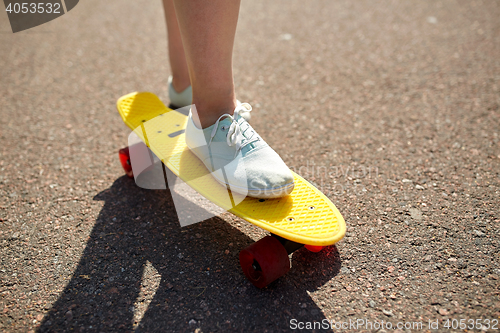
117, 92, 345, 288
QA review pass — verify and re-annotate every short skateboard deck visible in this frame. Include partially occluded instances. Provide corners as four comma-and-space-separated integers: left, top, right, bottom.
117, 92, 345, 287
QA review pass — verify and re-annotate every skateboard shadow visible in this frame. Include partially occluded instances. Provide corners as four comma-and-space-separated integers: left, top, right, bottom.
38, 176, 342, 332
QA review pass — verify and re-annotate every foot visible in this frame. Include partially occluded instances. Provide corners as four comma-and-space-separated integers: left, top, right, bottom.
168, 76, 192, 109
185, 103, 294, 198
169, 76, 251, 122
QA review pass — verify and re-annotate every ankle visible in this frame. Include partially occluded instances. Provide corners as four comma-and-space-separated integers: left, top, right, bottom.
192, 100, 237, 129
171, 76, 191, 93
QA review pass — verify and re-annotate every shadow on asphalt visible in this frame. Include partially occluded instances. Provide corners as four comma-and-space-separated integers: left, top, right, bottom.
38, 176, 342, 332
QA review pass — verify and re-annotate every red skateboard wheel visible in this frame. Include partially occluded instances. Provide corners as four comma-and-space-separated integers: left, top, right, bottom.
304, 245, 324, 253
118, 147, 134, 178
239, 236, 290, 288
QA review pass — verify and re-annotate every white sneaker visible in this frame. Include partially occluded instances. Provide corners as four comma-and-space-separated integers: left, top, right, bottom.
185, 103, 294, 198
168, 76, 251, 122
168, 76, 192, 108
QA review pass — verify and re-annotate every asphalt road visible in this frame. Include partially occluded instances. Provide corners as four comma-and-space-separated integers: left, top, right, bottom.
1, 0, 499, 332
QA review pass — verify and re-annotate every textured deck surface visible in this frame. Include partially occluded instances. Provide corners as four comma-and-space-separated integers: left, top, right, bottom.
117, 92, 345, 245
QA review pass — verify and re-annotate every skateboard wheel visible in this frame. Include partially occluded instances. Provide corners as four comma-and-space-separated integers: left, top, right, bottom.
118, 147, 134, 178
304, 245, 324, 253
239, 236, 290, 288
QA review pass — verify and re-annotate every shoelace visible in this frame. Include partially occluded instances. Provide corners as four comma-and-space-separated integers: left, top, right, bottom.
209, 103, 258, 158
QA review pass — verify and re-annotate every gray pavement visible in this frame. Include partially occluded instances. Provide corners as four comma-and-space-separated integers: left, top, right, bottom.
1, 0, 499, 332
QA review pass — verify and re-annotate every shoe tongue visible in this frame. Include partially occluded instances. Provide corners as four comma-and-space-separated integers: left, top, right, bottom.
219, 117, 233, 128
208, 117, 234, 139
204, 117, 232, 134
217, 116, 256, 144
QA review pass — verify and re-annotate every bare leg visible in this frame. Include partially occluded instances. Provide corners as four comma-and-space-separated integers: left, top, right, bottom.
162, 0, 190, 92
173, 0, 240, 128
